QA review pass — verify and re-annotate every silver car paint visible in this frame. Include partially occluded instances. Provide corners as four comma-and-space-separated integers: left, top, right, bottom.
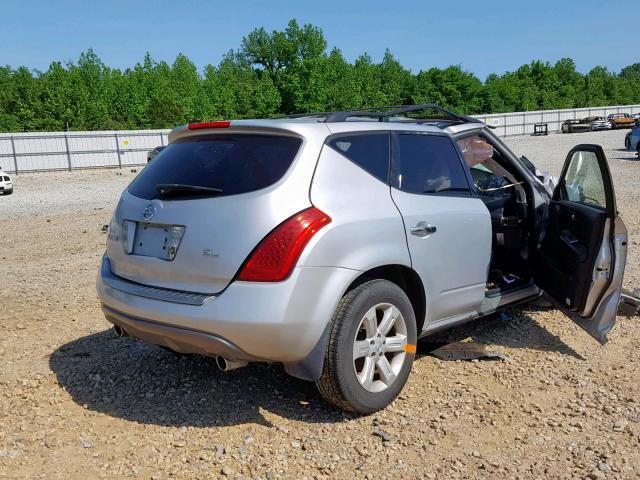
106, 123, 329, 293
390, 189, 491, 324
305, 145, 411, 271
98, 261, 358, 362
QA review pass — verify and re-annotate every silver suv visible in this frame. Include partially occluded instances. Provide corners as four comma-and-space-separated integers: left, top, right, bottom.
98, 105, 627, 414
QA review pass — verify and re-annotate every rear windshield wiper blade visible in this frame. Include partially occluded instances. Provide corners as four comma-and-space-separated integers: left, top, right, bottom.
156, 183, 223, 197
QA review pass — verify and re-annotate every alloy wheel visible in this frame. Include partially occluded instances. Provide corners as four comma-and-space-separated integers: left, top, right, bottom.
352, 303, 408, 393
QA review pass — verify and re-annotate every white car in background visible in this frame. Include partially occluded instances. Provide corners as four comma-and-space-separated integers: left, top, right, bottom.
0, 169, 13, 195
586, 116, 612, 131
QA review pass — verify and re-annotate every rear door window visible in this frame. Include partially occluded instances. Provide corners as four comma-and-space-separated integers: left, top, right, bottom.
327, 132, 389, 183
128, 134, 302, 200
392, 134, 470, 194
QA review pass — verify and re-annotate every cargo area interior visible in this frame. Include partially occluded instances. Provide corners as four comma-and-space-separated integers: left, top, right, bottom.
458, 134, 534, 296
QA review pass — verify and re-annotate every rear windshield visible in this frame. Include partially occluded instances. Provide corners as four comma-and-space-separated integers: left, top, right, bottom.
128, 134, 302, 200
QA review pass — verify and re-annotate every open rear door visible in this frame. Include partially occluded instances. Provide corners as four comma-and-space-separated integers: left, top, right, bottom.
534, 144, 627, 344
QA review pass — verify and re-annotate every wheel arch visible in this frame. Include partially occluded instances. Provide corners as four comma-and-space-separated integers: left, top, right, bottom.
283, 263, 427, 382
344, 264, 427, 334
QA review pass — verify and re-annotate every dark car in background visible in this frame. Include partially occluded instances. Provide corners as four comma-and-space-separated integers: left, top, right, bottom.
147, 146, 166, 163
561, 118, 591, 133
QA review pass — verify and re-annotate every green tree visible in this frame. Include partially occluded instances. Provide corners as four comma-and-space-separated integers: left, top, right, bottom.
413, 65, 482, 113
241, 19, 327, 112
1, 19, 640, 133
204, 50, 280, 119
295, 48, 359, 112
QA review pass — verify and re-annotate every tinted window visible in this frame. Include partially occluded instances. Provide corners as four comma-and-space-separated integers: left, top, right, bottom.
128, 134, 302, 200
327, 133, 389, 183
393, 134, 469, 194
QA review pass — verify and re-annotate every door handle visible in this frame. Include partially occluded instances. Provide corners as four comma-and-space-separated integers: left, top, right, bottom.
410, 222, 437, 237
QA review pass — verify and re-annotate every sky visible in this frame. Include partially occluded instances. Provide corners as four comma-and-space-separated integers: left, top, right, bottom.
0, 0, 634, 80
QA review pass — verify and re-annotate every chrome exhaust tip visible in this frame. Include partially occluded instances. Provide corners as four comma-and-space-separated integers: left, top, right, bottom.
215, 355, 248, 372
113, 325, 128, 337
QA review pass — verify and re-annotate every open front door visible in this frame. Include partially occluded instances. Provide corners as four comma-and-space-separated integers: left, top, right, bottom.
534, 144, 627, 344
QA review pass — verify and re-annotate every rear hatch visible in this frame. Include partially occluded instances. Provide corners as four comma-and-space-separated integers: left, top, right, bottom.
106, 126, 317, 294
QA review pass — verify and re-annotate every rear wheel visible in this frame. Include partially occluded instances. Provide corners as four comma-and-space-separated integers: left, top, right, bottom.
316, 279, 417, 414
625, 137, 631, 149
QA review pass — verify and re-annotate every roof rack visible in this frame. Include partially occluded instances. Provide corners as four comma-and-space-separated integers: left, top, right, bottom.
279, 104, 483, 125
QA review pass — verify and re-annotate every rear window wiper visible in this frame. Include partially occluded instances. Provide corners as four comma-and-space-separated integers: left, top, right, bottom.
156, 183, 223, 198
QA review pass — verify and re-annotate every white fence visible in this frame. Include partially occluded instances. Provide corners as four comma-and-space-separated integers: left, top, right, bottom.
1, 104, 640, 174
474, 104, 640, 137
0, 129, 169, 174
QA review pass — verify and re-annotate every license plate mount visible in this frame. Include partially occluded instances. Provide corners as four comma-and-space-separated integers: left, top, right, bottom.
132, 223, 176, 260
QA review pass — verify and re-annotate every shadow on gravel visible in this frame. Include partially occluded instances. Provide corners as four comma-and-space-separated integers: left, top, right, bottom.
417, 307, 585, 361
50, 330, 351, 428
51, 307, 582, 427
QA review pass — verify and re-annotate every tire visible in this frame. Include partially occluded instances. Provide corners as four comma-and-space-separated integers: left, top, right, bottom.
5, 189, 12, 195
625, 137, 631, 149
315, 279, 417, 414
561, 125, 568, 134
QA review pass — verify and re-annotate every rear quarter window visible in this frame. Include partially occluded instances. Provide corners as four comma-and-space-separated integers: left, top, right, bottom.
327, 132, 390, 183
128, 134, 302, 200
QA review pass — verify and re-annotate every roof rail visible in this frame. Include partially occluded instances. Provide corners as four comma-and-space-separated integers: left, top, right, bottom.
324, 104, 480, 123
275, 104, 483, 125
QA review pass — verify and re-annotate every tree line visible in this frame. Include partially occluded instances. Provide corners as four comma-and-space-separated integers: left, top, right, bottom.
1, 19, 639, 132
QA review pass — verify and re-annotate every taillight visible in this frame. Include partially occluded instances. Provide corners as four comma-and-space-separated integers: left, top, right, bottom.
187, 121, 230, 130
238, 207, 331, 282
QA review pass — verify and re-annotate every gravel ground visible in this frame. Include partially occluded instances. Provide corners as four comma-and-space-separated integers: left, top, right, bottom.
1, 130, 639, 480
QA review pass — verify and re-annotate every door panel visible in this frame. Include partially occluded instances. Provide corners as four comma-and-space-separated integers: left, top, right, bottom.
534, 200, 607, 312
534, 144, 627, 343
390, 132, 492, 326
392, 190, 491, 323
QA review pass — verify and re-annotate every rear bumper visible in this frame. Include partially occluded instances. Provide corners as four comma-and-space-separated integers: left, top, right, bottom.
97, 255, 358, 364
102, 304, 262, 361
